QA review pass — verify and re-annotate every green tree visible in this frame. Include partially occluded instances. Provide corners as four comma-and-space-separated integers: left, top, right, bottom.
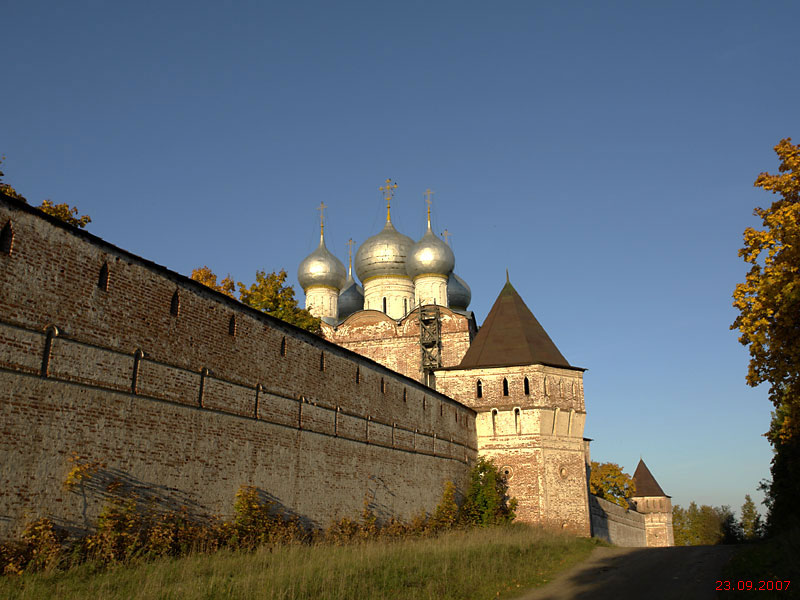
589, 461, 636, 508
460, 457, 517, 526
739, 494, 763, 541
672, 502, 741, 546
731, 138, 800, 533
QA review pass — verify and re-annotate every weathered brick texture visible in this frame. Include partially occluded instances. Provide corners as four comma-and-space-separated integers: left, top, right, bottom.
0, 196, 476, 539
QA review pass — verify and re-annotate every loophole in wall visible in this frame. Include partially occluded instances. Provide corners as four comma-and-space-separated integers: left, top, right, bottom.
501, 466, 514, 480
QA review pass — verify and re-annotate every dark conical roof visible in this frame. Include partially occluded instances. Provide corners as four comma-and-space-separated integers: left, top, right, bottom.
632, 459, 668, 497
458, 279, 571, 369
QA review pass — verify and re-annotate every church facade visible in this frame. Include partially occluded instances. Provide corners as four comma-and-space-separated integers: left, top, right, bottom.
298, 182, 673, 542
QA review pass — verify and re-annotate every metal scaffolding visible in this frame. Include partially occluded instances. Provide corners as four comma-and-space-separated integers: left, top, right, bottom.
419, 305, 442, 387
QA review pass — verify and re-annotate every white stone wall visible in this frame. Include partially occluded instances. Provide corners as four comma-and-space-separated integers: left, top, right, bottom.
413, 274, 448, 307
363, 276, 414, 319
305, 285, 339, 320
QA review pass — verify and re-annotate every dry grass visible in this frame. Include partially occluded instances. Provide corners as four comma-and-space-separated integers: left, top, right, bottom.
0, 524, 601, 600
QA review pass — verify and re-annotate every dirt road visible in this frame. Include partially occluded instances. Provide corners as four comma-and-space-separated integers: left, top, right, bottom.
514, 545, 737, 600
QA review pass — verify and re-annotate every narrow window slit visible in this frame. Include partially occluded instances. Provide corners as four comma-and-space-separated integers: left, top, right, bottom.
0, 221, 13, 255
170, 290, 180, 316
98, 262, 109, 291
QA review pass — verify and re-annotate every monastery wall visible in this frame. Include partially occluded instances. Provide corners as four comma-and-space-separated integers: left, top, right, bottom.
588, 495, 647, 547
0, 195, 477, 539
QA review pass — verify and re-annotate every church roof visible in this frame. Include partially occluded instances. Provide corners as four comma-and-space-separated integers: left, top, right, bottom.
458, 279, 572, 369
632, 459, 668, 497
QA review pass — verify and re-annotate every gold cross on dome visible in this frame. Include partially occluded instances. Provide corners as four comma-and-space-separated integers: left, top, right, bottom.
423, 188, 434, 226
442, 229, 451, 245
346, 238, 356, 272
316, 202, 327, 232
379, 179, 398, 221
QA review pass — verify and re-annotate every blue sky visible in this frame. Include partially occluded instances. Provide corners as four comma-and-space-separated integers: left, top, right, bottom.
3, 1, 798, 515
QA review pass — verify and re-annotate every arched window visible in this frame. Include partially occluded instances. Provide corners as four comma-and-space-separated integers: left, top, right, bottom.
502, 378, 509, 396
514, 407, 521, 434
524, 377, 530, 395
543, 375, 548, 396
228, 315, 237, 336
280, 336, 286, 356
170, 290, 180, 317
476, 380, 483, 398
0, 221, 13, 255
403, 298, 408, 315
380, 378, 385, 394
423, 397, 426, 410
382, 297, 387, 313
491, 408, 498, 436
319, 351, 325, 371
356, 366, 360, 383
97, 262, 109, 291
440, 404, 443, 417
403, 388, 407, 402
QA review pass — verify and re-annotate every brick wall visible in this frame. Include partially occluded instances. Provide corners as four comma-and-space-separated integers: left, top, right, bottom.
0, 195, 477, 539
588, 495, 647, 547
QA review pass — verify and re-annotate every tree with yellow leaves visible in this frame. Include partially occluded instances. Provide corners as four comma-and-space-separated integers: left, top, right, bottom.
190, 266, 236, 298
1, 156, 91, 229
191, 266, 321, 333
589, 461, 636, 508
732, 137, 800, 533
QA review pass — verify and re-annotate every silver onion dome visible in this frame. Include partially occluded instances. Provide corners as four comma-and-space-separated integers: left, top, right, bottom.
447, 272, 471, 310
298, 234, 347, 291
338, 274, 364, 320
406, 223, 455, 279
354, 220, 415, 282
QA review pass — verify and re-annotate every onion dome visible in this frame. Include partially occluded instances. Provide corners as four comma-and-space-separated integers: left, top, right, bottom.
448, 272, 471, 310
338, 242, 365, 320
354, 219, 414, 282
298, 228, 347, 291
406, 214, 455, 279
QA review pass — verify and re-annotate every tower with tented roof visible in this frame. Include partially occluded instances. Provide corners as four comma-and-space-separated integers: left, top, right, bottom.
629, 459, 674, 546
434, 275, 591, 535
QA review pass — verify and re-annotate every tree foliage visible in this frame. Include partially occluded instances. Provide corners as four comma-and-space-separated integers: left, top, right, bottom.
673, 502, 742, 546
191, 266, 321, 333
739, 494, 764, 541
0, 155, 26, 201
1, 156, 91, 228
38, 200, 92, 229
589, 461, 636, 508
460, 457, 517, 526
191, 266, 236, 299
731, 138, 800, 533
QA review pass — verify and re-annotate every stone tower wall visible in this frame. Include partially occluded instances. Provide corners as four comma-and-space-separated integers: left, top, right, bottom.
0, 196, 476, 540
434, 364, 590, 534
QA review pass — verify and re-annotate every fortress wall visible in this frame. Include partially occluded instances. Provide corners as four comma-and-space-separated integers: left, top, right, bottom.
589, 495, 647, 547
0, 196, 477, 539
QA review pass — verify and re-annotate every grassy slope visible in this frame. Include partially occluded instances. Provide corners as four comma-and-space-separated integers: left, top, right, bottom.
0, 525, 602, 600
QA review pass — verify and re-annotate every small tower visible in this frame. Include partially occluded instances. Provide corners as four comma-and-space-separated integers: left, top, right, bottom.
298, 202, 347, 323
629, 459, 674, 547
354, 180, 415, 319
406, 189, 454, 308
